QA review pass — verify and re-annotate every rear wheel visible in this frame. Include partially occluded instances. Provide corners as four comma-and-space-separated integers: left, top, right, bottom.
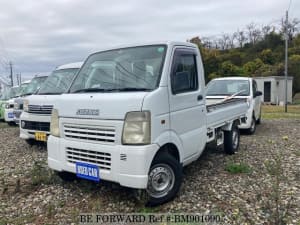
146, 153, 182, 206
224, 122, 240, 154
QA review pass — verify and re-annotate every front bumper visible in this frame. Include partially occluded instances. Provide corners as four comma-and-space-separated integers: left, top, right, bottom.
13, 109, 22, 124
4, 108, 14, 122
47, 135, 159, 189
19, 111, 51, 140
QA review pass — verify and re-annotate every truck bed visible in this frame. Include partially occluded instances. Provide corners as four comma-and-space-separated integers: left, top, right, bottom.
206, 98, 248, 129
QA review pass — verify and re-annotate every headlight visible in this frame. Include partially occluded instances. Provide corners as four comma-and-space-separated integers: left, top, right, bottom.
23, 99, 29, 112
122, 111, 151, 145
5, 103, 9, 109
50, 109, 60, 137
14, 102, 19, 110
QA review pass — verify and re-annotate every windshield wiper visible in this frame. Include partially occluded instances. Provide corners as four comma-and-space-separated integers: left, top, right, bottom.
116, 87, 152, 92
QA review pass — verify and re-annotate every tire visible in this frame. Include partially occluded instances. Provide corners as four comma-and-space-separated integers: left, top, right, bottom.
25, 139, 35, 146
224, 122, 240, 155
256, 111, 261, 124
146, 153, 182, 206
246, 117, 256, 134
56, 171, 77, 182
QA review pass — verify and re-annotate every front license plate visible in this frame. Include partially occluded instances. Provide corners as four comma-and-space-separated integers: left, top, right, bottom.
8, 112, 14, 118
76, 162, 100, 182
34, 132, 47, 142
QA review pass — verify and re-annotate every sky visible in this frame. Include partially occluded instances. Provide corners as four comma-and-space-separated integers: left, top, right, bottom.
0, 0, 299, 83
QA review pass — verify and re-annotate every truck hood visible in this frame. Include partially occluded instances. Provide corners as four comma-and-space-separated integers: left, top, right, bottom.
56, 92, 148, 120
26, 94, 62, 106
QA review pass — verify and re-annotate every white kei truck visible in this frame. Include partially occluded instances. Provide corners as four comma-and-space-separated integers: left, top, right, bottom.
206, 77, 263, 134
47, 42, 248, 206
20, 62, 83, 144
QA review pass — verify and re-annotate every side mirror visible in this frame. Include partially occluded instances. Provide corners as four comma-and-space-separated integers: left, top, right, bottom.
255, 91, 263, 97
172, 71, 190, 94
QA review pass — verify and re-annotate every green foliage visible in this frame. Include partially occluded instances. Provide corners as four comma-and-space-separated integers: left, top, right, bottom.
198, 30, 300, 90
225, 162, 251, 174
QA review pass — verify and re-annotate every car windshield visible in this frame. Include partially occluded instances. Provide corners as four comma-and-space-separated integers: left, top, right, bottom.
22, 76, 47, 95
206, 79, 250, 96
38, 68, 79, 95
0, 89, 9, 100
7, 87, 20, 99
69, 45, 167, 93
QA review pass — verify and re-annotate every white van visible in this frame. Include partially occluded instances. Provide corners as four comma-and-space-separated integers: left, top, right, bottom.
20, 62, 83, 144
206, 77, 262, 134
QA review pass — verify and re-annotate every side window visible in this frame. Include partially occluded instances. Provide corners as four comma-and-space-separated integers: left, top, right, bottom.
252, 80, 257, 96
171, 52, 198, 94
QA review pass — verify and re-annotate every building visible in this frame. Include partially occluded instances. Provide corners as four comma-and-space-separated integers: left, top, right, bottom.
254, 76, 293, 105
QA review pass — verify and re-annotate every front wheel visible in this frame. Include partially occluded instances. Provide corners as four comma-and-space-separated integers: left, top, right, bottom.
246, 117, 256, 135
146, 153, 182, 206
224, 123, 240, 155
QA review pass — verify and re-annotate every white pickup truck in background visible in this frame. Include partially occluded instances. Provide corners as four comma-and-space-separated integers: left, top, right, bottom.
47, 42, 248, 206
20, 62, 83, 144
206, 77, 263, 134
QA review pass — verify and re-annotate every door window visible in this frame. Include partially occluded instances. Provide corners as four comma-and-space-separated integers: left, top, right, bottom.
171, 52, 198, 94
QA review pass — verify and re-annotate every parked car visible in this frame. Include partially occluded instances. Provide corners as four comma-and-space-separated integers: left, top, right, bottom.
47, 42, 248, 206
3, 84, 30, 124
13, 76, 48, 124
20, 62, 83, 144
0, 88, 12, 121
206, 77, 262, 134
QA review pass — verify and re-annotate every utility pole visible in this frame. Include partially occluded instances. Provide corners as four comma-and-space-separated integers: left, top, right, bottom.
284, 11, 288, 113
9, 61, 13, 86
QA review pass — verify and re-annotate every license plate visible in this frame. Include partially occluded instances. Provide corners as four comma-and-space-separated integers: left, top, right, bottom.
34, 132, 47, 142
76, 162, 100, 182
8, 112, 14, 118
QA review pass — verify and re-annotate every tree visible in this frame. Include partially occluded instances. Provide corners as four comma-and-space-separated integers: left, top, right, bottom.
260, 49, 275, 64
235, 30, 247, 48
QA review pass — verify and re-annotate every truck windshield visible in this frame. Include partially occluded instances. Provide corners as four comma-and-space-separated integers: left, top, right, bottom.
38, 68, 79, 95
22, 76, 47, 96
69, 45, 167, 93
206, 80, 250, 96
18, 83, 30, 96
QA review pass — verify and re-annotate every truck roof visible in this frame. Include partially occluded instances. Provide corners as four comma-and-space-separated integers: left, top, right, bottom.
91, 41, 198, 54
56, 61, 83, 70
212, 77, 251, 81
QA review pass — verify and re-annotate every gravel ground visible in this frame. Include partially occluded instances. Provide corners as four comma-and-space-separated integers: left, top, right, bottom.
0, 119, 299, 225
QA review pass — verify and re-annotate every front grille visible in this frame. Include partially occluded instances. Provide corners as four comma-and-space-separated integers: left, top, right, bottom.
28, 105, 53, 114
66, 147, 111, 170
63, 124, 116, 143
22, 120, 50, 132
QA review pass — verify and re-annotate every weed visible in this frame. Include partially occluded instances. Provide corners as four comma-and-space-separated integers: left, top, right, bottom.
30, 160, 59, 186
225, 162, 251, 174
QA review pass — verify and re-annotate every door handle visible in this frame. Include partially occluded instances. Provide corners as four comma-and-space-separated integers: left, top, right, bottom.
197, 95, 203, 101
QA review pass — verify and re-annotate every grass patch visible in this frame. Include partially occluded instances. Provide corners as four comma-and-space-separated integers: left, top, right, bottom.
225, 162, 251, 174
261, 105, 300, 119
0, 122, 11, 129
30, 160, 59, 186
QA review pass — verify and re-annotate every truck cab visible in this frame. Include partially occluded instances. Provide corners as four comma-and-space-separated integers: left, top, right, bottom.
47, 42, 247, 205
20, 62, 82, 144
